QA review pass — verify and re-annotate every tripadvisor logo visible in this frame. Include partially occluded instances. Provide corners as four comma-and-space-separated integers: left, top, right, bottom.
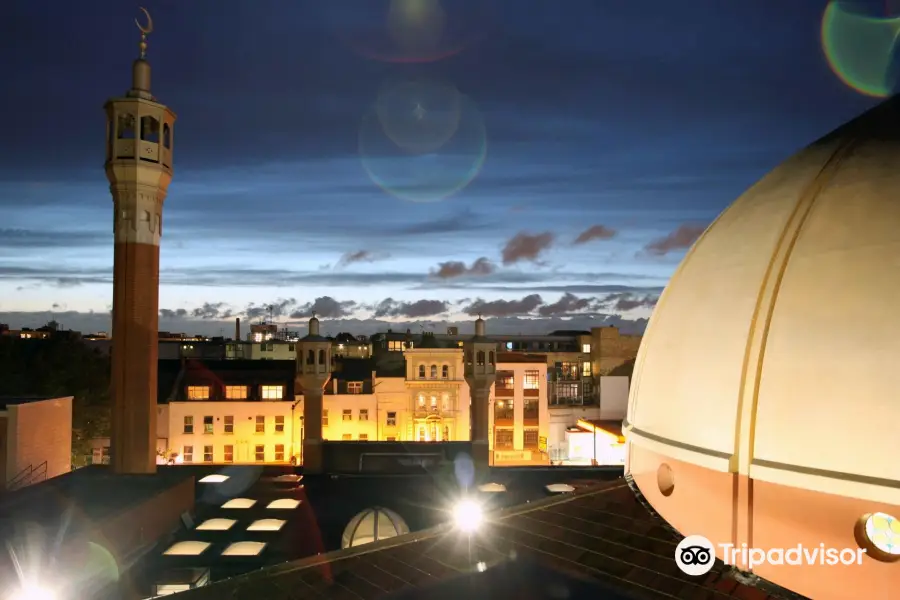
675, 535, 867, 576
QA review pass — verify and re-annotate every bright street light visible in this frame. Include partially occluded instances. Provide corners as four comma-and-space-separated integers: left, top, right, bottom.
452, 499, 483, 533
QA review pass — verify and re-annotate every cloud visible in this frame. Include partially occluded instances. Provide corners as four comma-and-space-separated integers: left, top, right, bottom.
0, 228, 106, 249
389, 208, 493, 236
191, 302, 234, 320
431, 257, 496, 279
501, 232, 555, 265
574, 224, 617, 244
537, 293, 596, 316
336, 250, 382, 268
243, 298, 298, 320
371, 298, 450, 318
463, 294, 544, 318
644, 224, 707, 256
289, 296, 358, 319
601, 292, 660, 312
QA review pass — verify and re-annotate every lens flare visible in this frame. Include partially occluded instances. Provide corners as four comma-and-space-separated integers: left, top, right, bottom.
359, 90, 487, 203
821, 0, 900, 97
375, 79, 463, 154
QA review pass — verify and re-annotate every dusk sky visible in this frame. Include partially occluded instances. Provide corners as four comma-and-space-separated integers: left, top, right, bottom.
0, 1, 889, 336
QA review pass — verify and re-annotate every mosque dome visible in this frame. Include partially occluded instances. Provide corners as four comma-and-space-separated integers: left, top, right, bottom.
341, 507, 410, 549
625, 96, 900, 599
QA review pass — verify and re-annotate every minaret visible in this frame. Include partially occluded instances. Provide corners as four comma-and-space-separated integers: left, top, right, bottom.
104, 8, 176, 474
296, 314, 333, 474
463, 315, 497, 472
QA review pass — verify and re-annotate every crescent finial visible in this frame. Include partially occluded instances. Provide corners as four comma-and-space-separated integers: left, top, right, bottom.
135, 7, 154, 35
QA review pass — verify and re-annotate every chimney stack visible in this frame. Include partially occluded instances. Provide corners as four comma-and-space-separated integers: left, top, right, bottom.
235, 317, 241, 341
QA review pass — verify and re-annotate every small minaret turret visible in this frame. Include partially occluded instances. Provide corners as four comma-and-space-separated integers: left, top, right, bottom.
463, 315, 497, 472
105, 8, 176, 474
295, 313, 333, 474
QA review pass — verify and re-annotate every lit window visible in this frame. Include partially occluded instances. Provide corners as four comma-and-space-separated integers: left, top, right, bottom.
524, 429, 539, 448
496, 372, 514, 390
359, 409, 369, 421
224, 415, 234, 434
222, 498, 256, 509
221, 541, 266, 557
196, 518, 236, 531
224, 445, 234, 463
275, 444, 285, 461
386, 436, 396, 441
203, 416, 213, 434
430, 365, 437, 378
322, 409, 329, 427
255, 444, 265, 462
183, 416, 193, 434
164, 541, 211, 556
261, 385, 283, 400
267, 499, 301, 509
255, 415, 265, 433
442, 365, 449, 378
495, 429, 514, 449
418, 394, 425, 408
275, 415, 284, 433
386, 411, 397, 427
343, 409, 352, 422
359, 433, 368, 441
203, 445, 213, 462
582, 361, 591, 377
225, 385, 247, 400
582, 343, 591, 353
348, 381, 362, 394
524, 370, 540, 390
247, 519, 286, 532
183, 445, 193, 462
342, 433, 352, 440
418, 364, 426, 378
186, 386, 209, 400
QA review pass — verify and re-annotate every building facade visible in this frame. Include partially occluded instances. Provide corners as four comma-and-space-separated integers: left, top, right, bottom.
1, 396, 73, 492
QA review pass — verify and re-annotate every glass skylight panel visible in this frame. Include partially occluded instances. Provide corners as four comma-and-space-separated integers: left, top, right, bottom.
163, 541, 211, 556
195, 518, 237, 531
247, 518, 286, 532
221, 498, 256, 509
266, 498, 301, 509
221, 541, 266, 556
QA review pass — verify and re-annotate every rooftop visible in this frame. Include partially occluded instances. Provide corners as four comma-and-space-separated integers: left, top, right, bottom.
0, 395, 63, 410
170, 477, 800, 599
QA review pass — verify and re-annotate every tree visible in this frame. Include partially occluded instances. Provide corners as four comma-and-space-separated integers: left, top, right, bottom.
0, 335, 111, 466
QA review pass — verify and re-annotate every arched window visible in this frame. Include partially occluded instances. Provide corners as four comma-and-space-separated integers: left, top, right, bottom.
318, 349, 326, 365
476, 351, 485, 366
443, 426, 450, 442
117, 113, 135, 139
306, 350, 314, 365
417, 394, 425, 407
465, 351, 473, 364
418, 364, 426, 378
442, 365, 449, 379
140, 116, 160, 142
489, 351, 495, 365
430, 365, 437, 379
163, 122, 171, 148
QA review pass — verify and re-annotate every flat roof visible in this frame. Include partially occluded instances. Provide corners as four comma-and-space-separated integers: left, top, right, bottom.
0, 396, 64, 410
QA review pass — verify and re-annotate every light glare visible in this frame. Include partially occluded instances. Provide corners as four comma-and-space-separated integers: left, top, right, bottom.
452, 499, 483, 533
11, 584, 56, 600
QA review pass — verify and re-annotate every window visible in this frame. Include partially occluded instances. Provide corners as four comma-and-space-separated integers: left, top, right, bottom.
224, 415, 233, 434
430, 364, 437, 378
359, 433, 368, 441
224, 445, 234, 462
322, 409, 329, 427
386, 436, 397, 442
342, 433, 352, 441
442, 365, 449, 378
288, 344, 295, 351
261, 385, 283, 400
418, 364, 426, 378
255, 445, 265, 462
430, 395, 438, 411
203, 445, 213, 462
496, 371, 514, 390
443, 426, 450, 441
524, 429, 539, 448
386, 411, 397, 427
524, 370, 540, 390
186, 386, 209, 400
554, 382, 581, 405
359, 409, 369, 421
183, 416, 194, 434
441, 392, 450, 412
417, 394, 425, 408
342, 409, 352, 422
495, 429, 514, 449
347, 381, 362, 394
203, 416, 213, 434
255, 415, 265, 433
225, 385, 247, 400
275, 415, 284, 433
476, 351, 485, 366
183, 446, 194, 462
558, 362, 580, 381
582, 361, 591, 377
495, 398, 514, 420
524, 396, 539, 420
275, 444, 285, 461
582, 343, 591, 353
388, 340, 405, 351
489, 351, 495, 365
101, 446, 110, 465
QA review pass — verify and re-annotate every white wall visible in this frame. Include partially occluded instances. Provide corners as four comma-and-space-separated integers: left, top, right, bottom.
598, 376, 629, 419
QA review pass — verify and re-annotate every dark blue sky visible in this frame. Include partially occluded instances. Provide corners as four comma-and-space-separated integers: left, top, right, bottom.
0, 1, 883, 335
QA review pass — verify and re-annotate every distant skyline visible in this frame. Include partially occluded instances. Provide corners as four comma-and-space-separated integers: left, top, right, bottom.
0, 1, 882, 336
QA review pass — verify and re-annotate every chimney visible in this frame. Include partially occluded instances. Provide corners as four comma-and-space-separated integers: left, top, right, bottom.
235, 317, 241, 341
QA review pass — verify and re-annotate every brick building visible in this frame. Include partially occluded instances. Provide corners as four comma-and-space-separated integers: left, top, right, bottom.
1, 396, 73, 492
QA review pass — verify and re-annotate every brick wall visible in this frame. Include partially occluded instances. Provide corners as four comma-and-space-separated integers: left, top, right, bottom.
590, 327, 642, 375
8, 397, 73, 484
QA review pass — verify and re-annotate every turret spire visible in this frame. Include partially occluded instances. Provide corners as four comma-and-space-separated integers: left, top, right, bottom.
129, 8, 154, 97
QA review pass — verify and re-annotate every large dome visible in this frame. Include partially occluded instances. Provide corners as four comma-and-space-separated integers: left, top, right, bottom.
625, 96, 900, 599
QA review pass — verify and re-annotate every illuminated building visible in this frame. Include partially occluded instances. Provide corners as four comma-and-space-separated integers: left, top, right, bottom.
625, 96, 900, 599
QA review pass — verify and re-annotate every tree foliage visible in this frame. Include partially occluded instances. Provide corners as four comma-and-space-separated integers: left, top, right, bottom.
0, 335, 111, 465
